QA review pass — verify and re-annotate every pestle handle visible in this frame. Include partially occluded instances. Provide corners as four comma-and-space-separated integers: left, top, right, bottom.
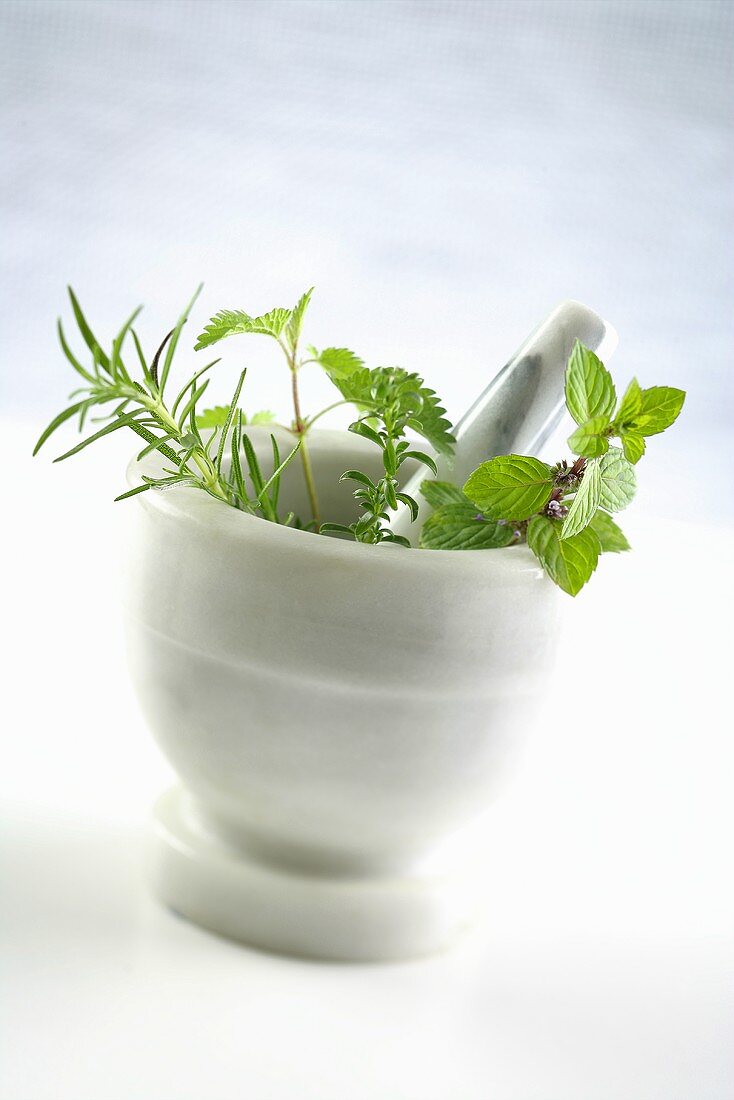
394, 300, 618, 544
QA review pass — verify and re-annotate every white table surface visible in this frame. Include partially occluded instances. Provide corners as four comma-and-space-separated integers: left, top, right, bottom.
2, 418, 732, 1100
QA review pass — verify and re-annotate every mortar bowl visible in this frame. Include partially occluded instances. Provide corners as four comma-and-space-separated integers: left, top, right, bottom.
124, 429, 560, 960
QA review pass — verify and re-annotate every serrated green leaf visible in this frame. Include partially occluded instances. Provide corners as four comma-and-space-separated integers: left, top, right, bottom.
597, 448, 636, 512
560, 460, 602, 538
409, 383, 455, 458
331, 365, 455, 458
615, 377, 643, 425
195, 307, 291, 349
420, 504, 516, 550
589, 511, 631, 553
526, 515, 600, 596
567, 415, 611, 458
420, 480, 467, 508
621, 431, 646, 464
312, 346, 365, 381
284, 288, 313, 351
196, 406, 276, 430
633, 386, 686, 436
196, 405, 231, 428
565, 342, 617, 426
463, 454, 554, 521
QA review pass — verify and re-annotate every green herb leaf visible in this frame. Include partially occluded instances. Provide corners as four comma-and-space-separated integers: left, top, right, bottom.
565, 342, 617, 426
633, 386, 686, 436
196, 405, 275, 429
567, 415, 611, 458
311, 346, 365, 381
621, 431, 646, 464
615, 377, 643, 425
67, 287, 110, 373
195, 307, 292, 350
420, 504, 516, 550
589, 511, 631, 553
284, 288, 313, 352
527, 515, 600, 596
596, 447, 636, 512
560, 460, 602, 538
420, 480, 467, 508
463, 454, 554, 521
196, 405, 231, 428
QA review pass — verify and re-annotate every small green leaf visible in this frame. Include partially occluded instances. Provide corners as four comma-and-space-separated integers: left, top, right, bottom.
615, 377, 643, 425
67, 287, 110, 372
464, 454, 554, 521
526, 515, 600, 596
420, 504, 516, 550
402, 450, 438, 476
196, 405, 231, 428
621, 431, 646, 464
589, 511, 631, 553
34, 399, 91, 455
311, 346, 364, 380
597, 448, 636, 512
284, 288, 313, 351
215, 369, 247, 475
560, 460, 602, 539
633, 386, 686, 436
197, 405, 276, 429
567, 415, 611, 458
420, 480, 467, 508
565, 342, 617, 426
195, 307, 292, 349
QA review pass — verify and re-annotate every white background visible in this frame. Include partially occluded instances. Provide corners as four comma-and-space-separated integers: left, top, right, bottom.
1, 2, 733, 1098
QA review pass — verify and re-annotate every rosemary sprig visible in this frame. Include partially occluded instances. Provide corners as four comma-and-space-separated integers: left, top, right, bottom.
34, 288, 300, 521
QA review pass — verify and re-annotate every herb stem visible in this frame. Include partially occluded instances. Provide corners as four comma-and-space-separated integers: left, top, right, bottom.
284, 343, 320, 527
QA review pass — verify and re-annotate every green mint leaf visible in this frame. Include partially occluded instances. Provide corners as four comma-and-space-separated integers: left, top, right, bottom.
248, 410, 276, 425
420, 480, 467, 508
565, 342, 617, 426
311, 346, 365, 381
632, 386, 686, 436
195, 307, 292, 350
589, 510, 631, 553
597, 447, 636, 512
463, 454, 554, 521
567, 415, 611, 458
527, 515, 600, 596
420, 504, 516, 550
284, 288, 313, 352
621, 431, 646, 464
560, 460, 602, 539
615, 377, 643, 425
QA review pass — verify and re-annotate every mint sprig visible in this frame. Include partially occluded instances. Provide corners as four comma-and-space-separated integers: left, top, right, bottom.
421, 340, 684, 595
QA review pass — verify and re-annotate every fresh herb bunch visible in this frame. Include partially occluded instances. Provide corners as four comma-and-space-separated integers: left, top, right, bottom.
35, 286, 454, 543
420, 342, 685, 595
33, 287, 302, 522
194, 292, 455, 538
36, 288, 683, 596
